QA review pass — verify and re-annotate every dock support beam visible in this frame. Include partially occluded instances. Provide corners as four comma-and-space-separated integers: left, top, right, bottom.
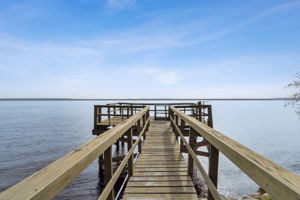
127, 128, 134, 177
104, 147, 114, 200
188, 127, 197, 178
207, 105, 219, 200
180, 118, 185, 153
137, 119, 142, 153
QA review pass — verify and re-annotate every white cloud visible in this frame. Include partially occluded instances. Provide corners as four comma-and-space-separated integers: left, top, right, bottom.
141, 67, 181, 85
106, 0, 136, 9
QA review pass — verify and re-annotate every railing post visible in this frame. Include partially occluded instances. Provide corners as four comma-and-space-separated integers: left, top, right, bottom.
94, 105, 97, 132
154, 105, 157, 120
207, 105, 219, 200
104, 146, 114, 200
188, 127, 197, 178
165, 105, 167, 118
174, 114, 179, 140
143, 114, 147, 140
147, 111, 150, 131
127, 128, 133, 177
180, 118, 185, 153
137, 119, 142, 153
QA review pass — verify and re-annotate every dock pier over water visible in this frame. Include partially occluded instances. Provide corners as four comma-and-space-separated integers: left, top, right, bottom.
0, 102, 299, 200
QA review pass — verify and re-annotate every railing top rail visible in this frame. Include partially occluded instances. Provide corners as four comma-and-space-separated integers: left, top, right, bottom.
170, 106, 300, 200
0, 107, 150, 200
116, 102, 197, 106
94, 105, 145, 108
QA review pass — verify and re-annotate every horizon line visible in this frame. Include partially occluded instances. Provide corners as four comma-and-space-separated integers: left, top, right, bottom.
0, 97, 290, 101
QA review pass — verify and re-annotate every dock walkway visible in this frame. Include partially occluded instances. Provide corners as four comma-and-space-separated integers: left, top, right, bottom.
123, 120, 198, 200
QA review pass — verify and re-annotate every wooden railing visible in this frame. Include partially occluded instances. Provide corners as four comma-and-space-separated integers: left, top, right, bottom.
169, 106, 300, 200
0, 107, 150, 200
116, 102, 193, 120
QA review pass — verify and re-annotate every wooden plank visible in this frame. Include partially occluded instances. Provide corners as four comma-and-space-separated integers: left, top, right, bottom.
124, 186, 196, 193
123, 119, 198, 199
133, 171, 188, 176
134, 168, 187, 172
129, 176, 192, 182
134, 164, 187, 168
126, 181, 194, 187
122, 193, 198, 200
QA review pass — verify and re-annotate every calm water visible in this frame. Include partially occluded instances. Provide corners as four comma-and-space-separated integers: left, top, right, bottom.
0, 100, 299, 199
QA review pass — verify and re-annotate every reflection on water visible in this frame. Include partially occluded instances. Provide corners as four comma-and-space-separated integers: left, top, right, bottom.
0, 100, 299, 199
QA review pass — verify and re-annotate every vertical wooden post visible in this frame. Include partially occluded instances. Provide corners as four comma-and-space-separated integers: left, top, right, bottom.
99, 106, 102, 123
104, 147, 114, 200
188, 127, 197, 178
98, 154, 104, 178
198, 101, 202, 121
137, 119, 142, 153
147, 111, 150, 131
94, 105, 97, 132
143, 114, 147, 139
207, 105, 219, 200
154, 105, 157, 120
208, 105, 213, 127
108, 106, 111, 125
174, 115, 179, 140
180, 118, 185, 153
121, 105, 124, 121
165, 105, 167, 118
127, 128, 133, 177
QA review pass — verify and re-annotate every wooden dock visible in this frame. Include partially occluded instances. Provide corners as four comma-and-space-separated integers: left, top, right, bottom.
123, 120, 198, 200
1, 102, 300, 200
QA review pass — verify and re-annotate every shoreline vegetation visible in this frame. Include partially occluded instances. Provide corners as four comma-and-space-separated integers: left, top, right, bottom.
0, 97, 289, 101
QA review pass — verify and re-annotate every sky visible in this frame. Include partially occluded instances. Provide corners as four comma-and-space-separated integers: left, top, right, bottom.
0, 0, 299, 98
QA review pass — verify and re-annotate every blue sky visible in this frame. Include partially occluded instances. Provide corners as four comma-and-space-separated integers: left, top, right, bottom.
0, 0, 299, 98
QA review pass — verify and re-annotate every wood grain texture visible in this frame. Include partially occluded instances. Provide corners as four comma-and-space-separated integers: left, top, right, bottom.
171, 106, 300, 200
123, 120, 197, 200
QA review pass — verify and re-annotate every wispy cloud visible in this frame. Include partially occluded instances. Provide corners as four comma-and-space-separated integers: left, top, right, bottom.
141, 67, 181, 85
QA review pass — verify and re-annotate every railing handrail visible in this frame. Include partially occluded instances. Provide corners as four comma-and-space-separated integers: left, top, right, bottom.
0, 107, 150, 200
170, 106, 300, 200
169, 114, 223, 200
98, 117, 150, 200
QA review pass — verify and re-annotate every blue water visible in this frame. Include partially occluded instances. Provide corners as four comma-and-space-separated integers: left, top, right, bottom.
0, 100, 299, 199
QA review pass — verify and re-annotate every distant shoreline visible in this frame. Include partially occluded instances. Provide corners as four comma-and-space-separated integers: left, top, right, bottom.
0, 98, 289, 101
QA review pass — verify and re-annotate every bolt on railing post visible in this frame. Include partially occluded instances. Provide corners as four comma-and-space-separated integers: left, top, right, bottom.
207, 105, 219, 200
127, 127, 133, 177
188, 127, 197, 178
104, 146, 114, 200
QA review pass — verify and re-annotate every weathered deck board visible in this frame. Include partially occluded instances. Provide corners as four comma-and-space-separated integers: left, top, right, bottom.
123, 120, 198, 200
97, 116, 130, 126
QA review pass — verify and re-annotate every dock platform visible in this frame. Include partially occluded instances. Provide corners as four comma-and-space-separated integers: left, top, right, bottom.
123, 120, 198, 200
